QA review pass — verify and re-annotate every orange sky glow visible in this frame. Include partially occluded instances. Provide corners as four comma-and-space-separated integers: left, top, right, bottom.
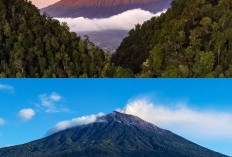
30, 0, 60, 8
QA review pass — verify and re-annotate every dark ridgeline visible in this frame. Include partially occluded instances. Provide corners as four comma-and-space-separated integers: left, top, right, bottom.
41, 0, 172, 18
0, 112, 228, 157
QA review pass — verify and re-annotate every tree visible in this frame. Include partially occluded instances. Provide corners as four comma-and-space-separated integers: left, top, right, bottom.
193, 51, 215, 77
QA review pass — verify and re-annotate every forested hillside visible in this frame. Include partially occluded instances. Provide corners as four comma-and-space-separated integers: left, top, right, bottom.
112, 0, 232, 78
2, 0, 232, 78
0, 0, 133, 78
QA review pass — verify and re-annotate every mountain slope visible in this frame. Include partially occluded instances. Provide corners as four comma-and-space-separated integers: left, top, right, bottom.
41, 0, 172, 18
112, 0, 232, 77
0, 0, 134, 78
0, 112, 228, 157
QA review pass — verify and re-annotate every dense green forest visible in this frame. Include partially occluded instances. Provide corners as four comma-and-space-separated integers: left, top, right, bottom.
0, 0, 133, 78
112, 0, 232, 78
1, 0, 232, 78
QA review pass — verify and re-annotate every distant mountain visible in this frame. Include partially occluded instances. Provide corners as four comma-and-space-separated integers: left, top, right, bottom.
79, 30, 129, 53
41, 0, 172, 18
0, 0, 121, 78
0, 112, 228, 157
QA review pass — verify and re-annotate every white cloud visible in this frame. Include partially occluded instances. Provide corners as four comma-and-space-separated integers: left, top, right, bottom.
0, 118, 5, 125
50, 92, 62, 101
39, 94, 53, 107
46, 113, 105, 136
56, 8, 166, 32
18, 108, 35, 121
0, 83, 14, 92
38, 93, 69, 113
119, 99, 232, 139
45, 97, 232, 141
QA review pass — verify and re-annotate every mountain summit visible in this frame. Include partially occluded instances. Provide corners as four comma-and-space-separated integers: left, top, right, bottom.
101, 111, 160, 131
41, 0, 172, 18
0, 112, 228, 157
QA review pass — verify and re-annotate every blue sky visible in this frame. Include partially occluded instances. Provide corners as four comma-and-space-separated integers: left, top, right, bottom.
0, 79, 232, 156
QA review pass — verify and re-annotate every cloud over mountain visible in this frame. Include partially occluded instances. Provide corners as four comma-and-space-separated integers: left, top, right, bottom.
46, 113, 105, 135
46, 95, 232, 146
56, 9, 166, 32
119, 98, 232, 139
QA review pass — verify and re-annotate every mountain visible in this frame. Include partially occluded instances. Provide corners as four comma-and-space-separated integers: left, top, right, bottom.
41, 0, 172, 18
0, 0, 134, 78
78, 30, 129, 53
112, 0, 232, 77
0, 111, 228, 157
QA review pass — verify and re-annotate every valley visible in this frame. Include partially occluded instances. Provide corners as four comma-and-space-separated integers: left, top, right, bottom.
79, 30, 128, 53
1, 0, 232, 78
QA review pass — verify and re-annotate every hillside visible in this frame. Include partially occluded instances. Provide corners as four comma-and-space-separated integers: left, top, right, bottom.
41, 0, 172, 18
0, 112, 228, 157
0, 0, 133, 78
112, 0, 232, 77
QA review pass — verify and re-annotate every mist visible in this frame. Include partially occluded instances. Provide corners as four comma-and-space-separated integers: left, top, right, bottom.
56, 9, 166, 32
46, 113, 105, 136
119, 98, 232, 139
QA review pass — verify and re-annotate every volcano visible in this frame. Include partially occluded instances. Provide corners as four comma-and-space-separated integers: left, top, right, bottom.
41, 0, 172, 18
0, 112, 228, 157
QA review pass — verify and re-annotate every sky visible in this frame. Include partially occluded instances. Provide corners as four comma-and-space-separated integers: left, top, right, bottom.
30, 0, 59, 8
0, 79, 232, 156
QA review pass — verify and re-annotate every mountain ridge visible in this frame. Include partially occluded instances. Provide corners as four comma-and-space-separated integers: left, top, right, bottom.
41, 0, 172, 18
45, 0, 159, 8
0, 111, 228, 157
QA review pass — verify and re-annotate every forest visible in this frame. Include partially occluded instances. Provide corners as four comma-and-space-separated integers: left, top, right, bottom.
113, 0, 232, 78
1, 0, 232, 77
0, 0, 133, 78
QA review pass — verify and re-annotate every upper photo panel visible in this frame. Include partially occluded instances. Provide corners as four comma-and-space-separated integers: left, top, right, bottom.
0, 0, 231, 78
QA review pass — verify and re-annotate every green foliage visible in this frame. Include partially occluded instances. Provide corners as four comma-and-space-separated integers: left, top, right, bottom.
193, 51, 215, 77
3, 0, 232, 78
112, 0, 232, 78
113, 66, 134, 78
0, 0, 132, 78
